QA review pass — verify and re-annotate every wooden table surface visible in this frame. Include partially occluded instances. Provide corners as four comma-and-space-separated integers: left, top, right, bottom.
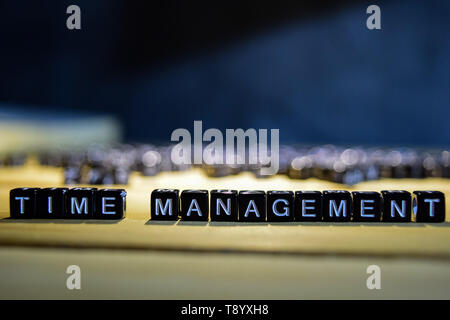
1, 160, 450, 299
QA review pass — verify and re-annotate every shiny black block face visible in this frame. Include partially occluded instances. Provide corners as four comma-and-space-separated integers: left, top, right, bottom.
10, 188, 39, 218
413, 191, 445, 223
322, 190, 352, 222
267, 191, 294, 222
294, 191, 323, 221
63, 188, 97, 219
151, 189, 179, 220
238, 191, 266, 222
36, 188, 68, 218
180, 190, 209, 221
352, 191, 381, 222
381, 190, 411, 222
94, 189, 127, 220
210, 190, 238, 221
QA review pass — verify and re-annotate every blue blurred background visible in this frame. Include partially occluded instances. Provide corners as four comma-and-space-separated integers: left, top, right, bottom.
0, 0, 448, 146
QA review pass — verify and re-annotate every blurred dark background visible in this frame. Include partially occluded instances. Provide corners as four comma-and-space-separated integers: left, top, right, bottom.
0, 0, 448, 146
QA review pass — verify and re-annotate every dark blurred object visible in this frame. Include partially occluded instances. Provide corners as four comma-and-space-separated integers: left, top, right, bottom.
29, 143, 450, 186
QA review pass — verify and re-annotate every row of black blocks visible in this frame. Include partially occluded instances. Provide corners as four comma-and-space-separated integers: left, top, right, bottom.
10, 188, 445, 222
10, 188, 126, 219
151, 189, 445, 222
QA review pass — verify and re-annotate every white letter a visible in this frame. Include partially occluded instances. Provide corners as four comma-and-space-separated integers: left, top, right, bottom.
366, 5, 381, 30
366, 265, 381, 289
66, 265, 81, 290
66, 5, 81, 30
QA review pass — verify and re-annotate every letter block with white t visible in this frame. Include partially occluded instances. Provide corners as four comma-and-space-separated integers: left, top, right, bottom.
323, 190, 352, 222
94, 189, 127, 219
381, 190, 411, 222
151, 189, 179, 220
294, 191, 323, 221
267, 191, 294, 222
210, 190, 238, 221
36, 188, 68, 218
413, 191, 445, 223
238, 190, 266, 222
64, 188, 97, 219
10, 188, 39, 218
180, 190, 209, 221
352, 191, 381, 222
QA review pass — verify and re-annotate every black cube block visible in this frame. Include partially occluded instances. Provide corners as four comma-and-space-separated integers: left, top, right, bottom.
64, 188, 97, 219
352, 191, 381, 222
180, 190, 209, 221
10, 188, 39, 218
294, 191, 323, 221
323, 190, 352, 222
267, 191, 294, 222
150, 189, 179, 220
238, 190, 266, 222
210, 190, 238, 221
413, 191, 445, 223
94, 189, 127, 219
36, 188, 68, 218
381, 190, 411, 222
